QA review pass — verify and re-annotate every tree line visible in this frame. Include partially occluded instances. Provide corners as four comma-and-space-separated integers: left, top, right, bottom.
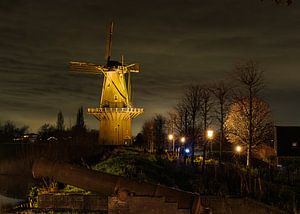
137, 60, 274, 168
0, 106, 98, 144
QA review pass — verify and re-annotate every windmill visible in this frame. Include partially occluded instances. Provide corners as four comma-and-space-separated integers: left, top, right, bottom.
69, 22, 143, 145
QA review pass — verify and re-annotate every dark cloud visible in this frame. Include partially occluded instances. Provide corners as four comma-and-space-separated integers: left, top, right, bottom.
0, 0, 299, 133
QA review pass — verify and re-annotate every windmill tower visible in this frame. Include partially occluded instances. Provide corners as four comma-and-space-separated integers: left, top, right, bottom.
70, 22, 143, 145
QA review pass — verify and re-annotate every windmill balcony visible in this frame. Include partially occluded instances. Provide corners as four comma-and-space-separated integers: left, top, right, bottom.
87, 107, 144, 120
88, 107, 143, 114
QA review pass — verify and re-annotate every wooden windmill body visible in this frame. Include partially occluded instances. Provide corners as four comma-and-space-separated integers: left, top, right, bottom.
70, 22, 143, 145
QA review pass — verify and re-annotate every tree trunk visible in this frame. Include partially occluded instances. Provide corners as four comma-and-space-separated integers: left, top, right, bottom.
247, 88, 253, 168
219, 103, 224, 165
202, 143, 207, 173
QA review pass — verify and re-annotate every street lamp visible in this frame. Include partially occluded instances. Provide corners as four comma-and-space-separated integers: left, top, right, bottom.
168, 134, 175, 152
202, 129, 214, 172
235, 145, 242, 153
235, 145, 242, 166
207, 129, 214, 156
207, 129, 214, 140
178, 136, 186, 159
180, 136, 186, 144
184, 148, 190, 154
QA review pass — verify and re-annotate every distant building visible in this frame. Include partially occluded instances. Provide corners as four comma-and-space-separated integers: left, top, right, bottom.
13, 133, 38, 143
275, 126, 300, 158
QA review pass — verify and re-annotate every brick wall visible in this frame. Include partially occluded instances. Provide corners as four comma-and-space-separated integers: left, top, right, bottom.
37, 194, 107, 211
38, 193, 191, 214
201, 196, 287, 214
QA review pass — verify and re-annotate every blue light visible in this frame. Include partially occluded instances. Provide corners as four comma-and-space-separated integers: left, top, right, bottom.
184, 148, 190, 154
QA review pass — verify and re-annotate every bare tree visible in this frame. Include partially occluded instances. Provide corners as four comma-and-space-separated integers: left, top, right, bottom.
141, 114, 167, 154
0, 121, 28, 143
167, 110, 177, 134
233, 60, 265, 167
38, 123, 56, 142
182, 85, 202, 164
173, 102, 190, 137
175, 85, 214, 166
142, 119, 154, 152
211, 81, 232, 163
225, 97, 274, 162
153, 114, 167, 153
199, 85, 214, 171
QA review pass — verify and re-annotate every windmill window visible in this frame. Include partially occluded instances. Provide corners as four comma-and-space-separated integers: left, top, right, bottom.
114, 95, 118, 101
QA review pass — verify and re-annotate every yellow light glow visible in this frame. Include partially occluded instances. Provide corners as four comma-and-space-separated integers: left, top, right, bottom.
235, 145, 242, 153
168, 134, 174, 140
207, 129, 214, 140
180, 136, 186, 143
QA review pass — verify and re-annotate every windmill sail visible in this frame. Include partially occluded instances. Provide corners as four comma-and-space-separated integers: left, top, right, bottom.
104, 21, 114, 64
69, 61, 103, 74
69, 22, 143, 145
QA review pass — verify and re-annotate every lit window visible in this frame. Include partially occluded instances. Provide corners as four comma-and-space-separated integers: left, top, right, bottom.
292, 142, 298, 147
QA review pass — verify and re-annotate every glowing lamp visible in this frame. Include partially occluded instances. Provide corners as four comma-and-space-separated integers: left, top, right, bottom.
207, 129, 214, 140
184, 148, 190, 154
235, 145, 242, 153
180, 136, 186, 143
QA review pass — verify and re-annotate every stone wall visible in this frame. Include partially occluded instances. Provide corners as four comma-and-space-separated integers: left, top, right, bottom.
37, 194, 107, 211
108, 195, 190, 214
37, 193, 288, 214
37, 193, 191, 214
201, 196, 287, 214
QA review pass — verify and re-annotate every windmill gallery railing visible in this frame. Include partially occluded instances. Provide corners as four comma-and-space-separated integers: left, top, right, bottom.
88, 107, 143, 120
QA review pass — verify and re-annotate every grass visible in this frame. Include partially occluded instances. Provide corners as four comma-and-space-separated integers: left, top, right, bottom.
92, 148, 196, 191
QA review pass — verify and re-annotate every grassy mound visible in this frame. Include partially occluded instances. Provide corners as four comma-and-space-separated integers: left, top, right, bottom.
92, 148, 195, 191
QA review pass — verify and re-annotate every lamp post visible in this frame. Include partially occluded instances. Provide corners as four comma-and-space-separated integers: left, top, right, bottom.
168, 134, 175, 153
207, 130, 214, 140
180, 136, 186, 144
235, 145, 242, 166
179, 136, 186, 159
178, 136, 188, 163
202, 129, 214, 172
235, 145, 242, 153
234, 144, 243, 196
207, 129, 214, 158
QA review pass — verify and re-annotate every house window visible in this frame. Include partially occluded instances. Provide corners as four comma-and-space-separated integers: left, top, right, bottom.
292, 142, 298, 147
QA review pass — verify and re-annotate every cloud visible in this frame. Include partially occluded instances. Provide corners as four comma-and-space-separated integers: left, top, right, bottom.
0, 0, 300, 134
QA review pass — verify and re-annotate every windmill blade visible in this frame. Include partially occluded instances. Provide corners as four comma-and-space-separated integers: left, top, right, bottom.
69, 61, 104, 74
126, 63, 140, 72
104, 21, 114, 63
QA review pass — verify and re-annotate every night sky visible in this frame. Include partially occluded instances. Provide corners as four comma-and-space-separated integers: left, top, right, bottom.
0, 0, 299, 134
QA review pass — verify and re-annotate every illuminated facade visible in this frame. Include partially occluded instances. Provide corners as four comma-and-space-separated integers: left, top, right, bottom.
70, 22, 143, 145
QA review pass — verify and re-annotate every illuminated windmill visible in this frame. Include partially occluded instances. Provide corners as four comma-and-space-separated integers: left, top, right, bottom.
70, 22, 143, 145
